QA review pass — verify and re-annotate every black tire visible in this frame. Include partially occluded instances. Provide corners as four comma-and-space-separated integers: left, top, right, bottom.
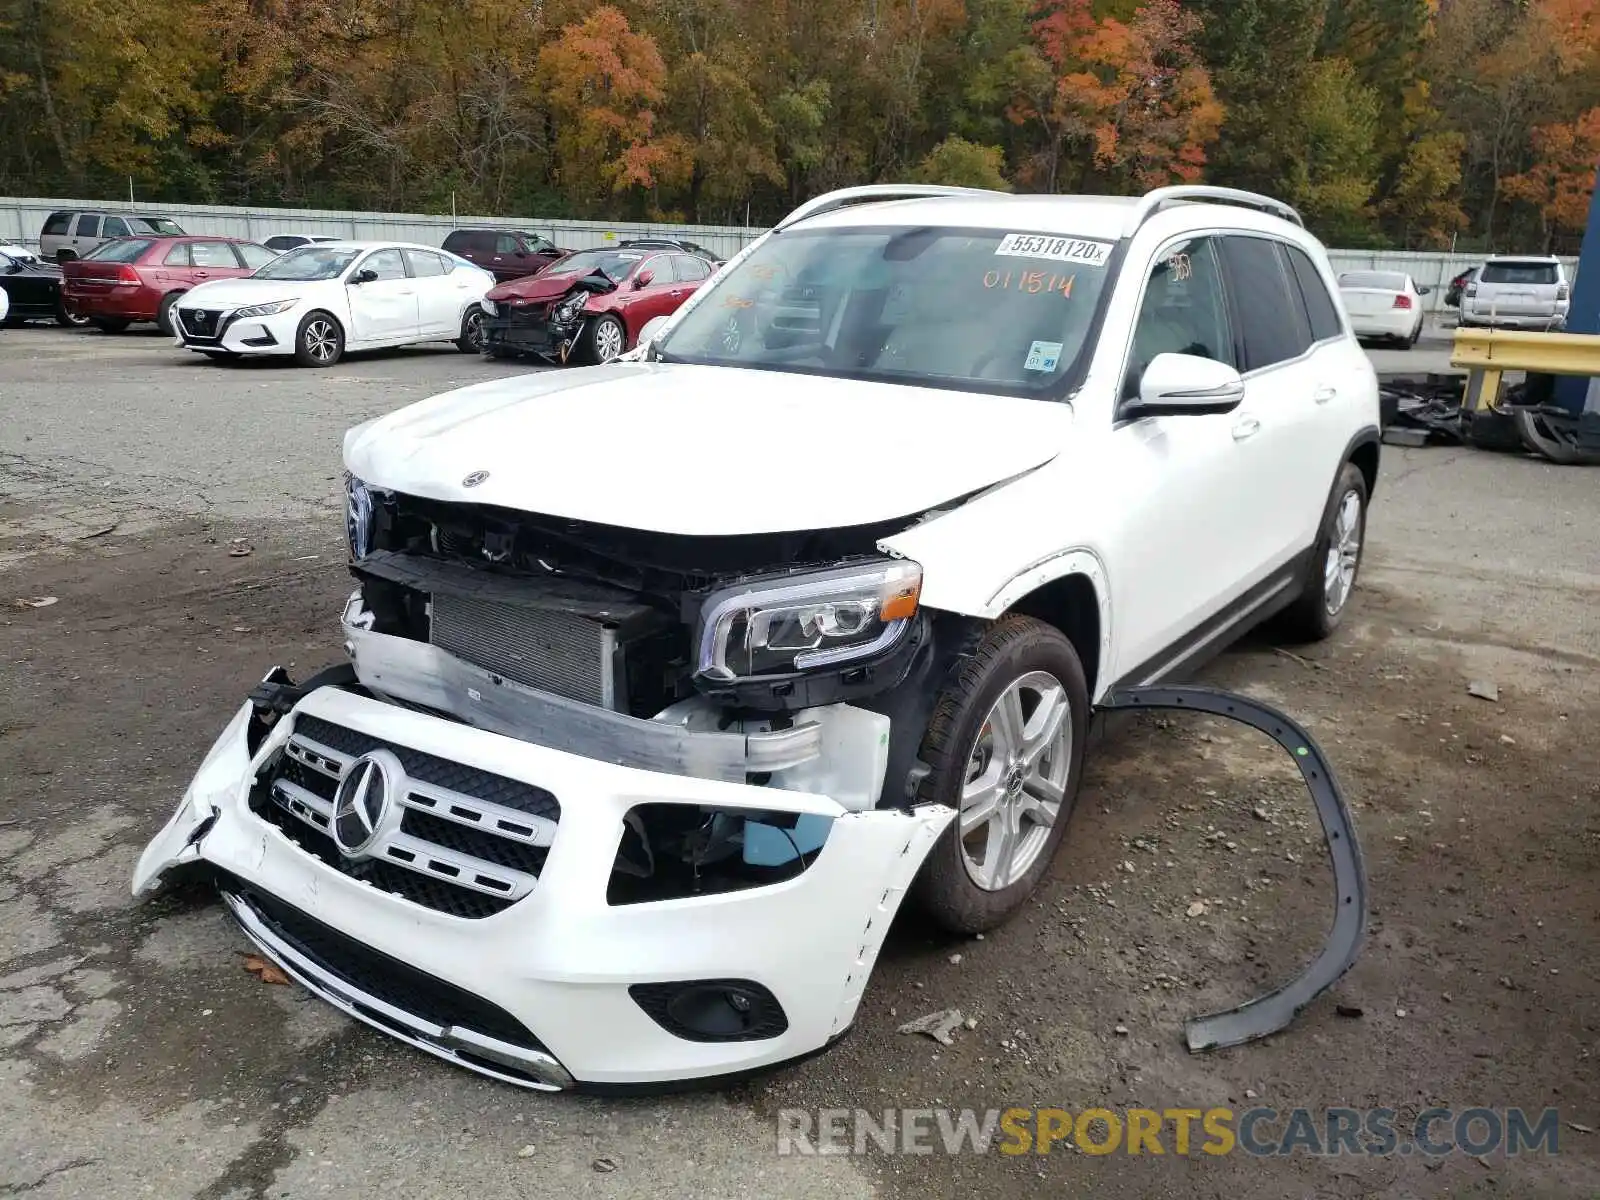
55, 301, 90, 328
55, 250, 76, 264
484, 343, 519, 360
455, 305, 486, 353
909, 615, 1090, 935
156, 291, 183, 337
200, 350, 237, 363
1274, 462, 1369, 643
91, 317, 129, 334
294, 310, 344, 367
581, 314, 626, 365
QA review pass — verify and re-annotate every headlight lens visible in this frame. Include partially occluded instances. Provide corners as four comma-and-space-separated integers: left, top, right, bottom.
696, 560, 922, 681
233, 299, 298, 319
481, 297, 497, 315
345, 473, 374, 559
553, 292, 586, 323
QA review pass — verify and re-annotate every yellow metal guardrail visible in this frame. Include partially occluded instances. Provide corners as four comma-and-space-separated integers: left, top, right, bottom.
1450, 328, 1600, 411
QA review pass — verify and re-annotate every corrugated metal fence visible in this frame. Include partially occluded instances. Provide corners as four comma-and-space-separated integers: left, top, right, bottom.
1, 195, 1577, 315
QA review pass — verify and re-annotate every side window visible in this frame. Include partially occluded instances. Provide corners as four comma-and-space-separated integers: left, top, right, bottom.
495, 234, 519, 254
1220, 237, 1312, 371
163, 243, 191, 266
1284, 245, 1343, 343
43, 212, 72, 236
360, 248, 407, 280
190, 241, 238, 268
1124, 236, 1234, 398
403, 249, 447, 277
102, 217, 130, 237
441, 232, 469, 254
236, 243, 277, 269
676, 255, 711, 281
75, 214, 101, 238
638, 255, 668, 284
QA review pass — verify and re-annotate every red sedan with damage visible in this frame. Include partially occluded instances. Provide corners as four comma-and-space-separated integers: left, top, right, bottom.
62, 235, 277, 334
480, 246, 717, 364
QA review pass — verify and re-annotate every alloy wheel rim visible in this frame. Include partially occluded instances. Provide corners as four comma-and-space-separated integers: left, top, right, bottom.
958, 671, 1072, 892
465, 310, 484, 350
305, 320, 337, 363
596, 320, 623, 362
1323, 489, 1362, 615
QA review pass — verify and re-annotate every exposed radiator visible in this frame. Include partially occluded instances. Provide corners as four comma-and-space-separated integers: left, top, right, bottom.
429, 592, 618, 708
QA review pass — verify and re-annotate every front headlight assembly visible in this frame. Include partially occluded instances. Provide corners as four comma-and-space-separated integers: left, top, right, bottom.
553, 292, 586, 324
481, 297, 497, 315
695, 559, 922, 681
233, 299, 298, 319
345, 472, 375, 560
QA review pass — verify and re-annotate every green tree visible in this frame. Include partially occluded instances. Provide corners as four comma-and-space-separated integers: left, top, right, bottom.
911, 135, 1012, 188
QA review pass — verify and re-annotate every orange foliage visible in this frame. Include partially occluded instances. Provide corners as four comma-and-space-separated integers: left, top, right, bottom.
1504, 108, 1600, 233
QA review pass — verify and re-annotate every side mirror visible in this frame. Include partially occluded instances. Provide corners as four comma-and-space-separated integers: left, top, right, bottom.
1124, 353, 1245, 419
633, 269, 654, 289
1417, 285, 1432, 296
352, 268, 377, 284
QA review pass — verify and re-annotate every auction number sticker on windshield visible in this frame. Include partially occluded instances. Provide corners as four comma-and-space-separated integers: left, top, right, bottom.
995, 233, 1112, 267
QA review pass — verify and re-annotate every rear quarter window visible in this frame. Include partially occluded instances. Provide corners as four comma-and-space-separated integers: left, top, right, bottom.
84, 239, 155, 263
1286, 247, 1344, 342
1220, 237, 1312, 371
43, 212, 72, 236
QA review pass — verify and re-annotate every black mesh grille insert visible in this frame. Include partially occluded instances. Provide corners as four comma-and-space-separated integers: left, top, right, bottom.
231, 886, 543, 1050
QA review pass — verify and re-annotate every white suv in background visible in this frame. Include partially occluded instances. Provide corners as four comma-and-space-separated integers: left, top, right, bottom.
135, 184, 1381, 1093
1460, 255, 1570, 330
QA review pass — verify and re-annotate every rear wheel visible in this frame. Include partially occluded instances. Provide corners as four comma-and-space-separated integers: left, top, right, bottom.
455, 305, 486, 353
55, 301, 90, 328
156, 291, 183, 337
1275, 462, 1368, 643
294, 311, 344, 367
910, 616, 1089, 934
90, 317, 129, 334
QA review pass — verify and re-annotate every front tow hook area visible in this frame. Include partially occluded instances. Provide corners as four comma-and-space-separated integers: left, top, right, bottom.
1098, 686, 1368, 1053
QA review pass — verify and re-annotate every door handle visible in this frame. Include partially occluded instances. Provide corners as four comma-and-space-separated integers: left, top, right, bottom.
1232, 417, 1262, 442
1314, 385, 1337, 404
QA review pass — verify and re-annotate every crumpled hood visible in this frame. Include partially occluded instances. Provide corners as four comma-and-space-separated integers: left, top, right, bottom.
487, 267, 611, 304
343, 363, 1072, 536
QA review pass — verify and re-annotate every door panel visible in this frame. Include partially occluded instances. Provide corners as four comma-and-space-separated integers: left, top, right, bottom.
404, 250, 459, 335
346, 248, 419, 342
1105, 234, 1260, 680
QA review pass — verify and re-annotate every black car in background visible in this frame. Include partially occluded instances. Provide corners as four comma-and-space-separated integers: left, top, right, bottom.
0, 245, 86, 326
1445, 266, 1478, 309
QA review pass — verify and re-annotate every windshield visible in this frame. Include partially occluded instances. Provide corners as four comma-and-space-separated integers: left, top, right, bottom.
251, 246, 361, 281
132, 217, 184, 236
656, 226, 1115, 392
552, 249, 647, 280
1481, 262, 1559, 286
84, 239, 154, 262
1339, 271, 1407, 290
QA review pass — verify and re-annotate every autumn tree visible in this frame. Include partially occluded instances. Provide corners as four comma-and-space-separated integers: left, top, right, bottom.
1505, 109, 1600, 245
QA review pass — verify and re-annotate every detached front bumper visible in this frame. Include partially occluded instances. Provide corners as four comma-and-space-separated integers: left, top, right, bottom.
134, 667, 952, 1092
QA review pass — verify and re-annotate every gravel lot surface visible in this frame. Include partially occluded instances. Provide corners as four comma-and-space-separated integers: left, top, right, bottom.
1, 323, 1596, 1199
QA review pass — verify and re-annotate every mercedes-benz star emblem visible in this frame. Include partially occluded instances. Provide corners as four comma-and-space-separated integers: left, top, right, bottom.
331, 751, 400, 857
462, 470, 490, 487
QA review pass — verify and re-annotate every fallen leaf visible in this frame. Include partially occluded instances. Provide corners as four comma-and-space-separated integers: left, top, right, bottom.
1569, 1123, 1595, 1134
592, 1157, 618, 1173
12, 596, 58, 609
242, 954, 291, 986
897, 1008, 965, 1046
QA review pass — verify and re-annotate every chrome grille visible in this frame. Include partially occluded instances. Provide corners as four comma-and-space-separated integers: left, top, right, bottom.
255, 714, 560, 919
429, 593, 616, 708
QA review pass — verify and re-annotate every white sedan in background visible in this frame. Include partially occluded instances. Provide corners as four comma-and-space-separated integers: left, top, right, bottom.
1336, 270, 1428, 348
173, 241, 494, 366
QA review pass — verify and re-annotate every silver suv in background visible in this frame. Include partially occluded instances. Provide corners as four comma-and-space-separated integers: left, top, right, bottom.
1460, 255, 1570, 330
39, 210, 187, 262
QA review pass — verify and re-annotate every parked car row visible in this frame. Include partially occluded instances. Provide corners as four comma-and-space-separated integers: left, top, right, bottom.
4, 224, 725, 368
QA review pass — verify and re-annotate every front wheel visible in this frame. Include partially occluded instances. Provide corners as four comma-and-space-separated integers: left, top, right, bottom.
156, 291, 184, 337
90, 317, 129, 334
455, 305, 485, 353
1274, 462, 1368, 643
582, 314, 626, 365
294, 311, 344, 367
910, 615, 1089, 934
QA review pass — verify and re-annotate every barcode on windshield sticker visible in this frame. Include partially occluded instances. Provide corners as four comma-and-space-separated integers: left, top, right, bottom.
995, 234, 1112, 267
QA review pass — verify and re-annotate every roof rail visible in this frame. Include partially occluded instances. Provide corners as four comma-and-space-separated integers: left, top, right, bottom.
1126, 185, 1303, 233
774, 184, 1010, 231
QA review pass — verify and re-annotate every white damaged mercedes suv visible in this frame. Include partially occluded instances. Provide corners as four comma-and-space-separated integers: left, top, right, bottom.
134, 184, 1381, 1092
